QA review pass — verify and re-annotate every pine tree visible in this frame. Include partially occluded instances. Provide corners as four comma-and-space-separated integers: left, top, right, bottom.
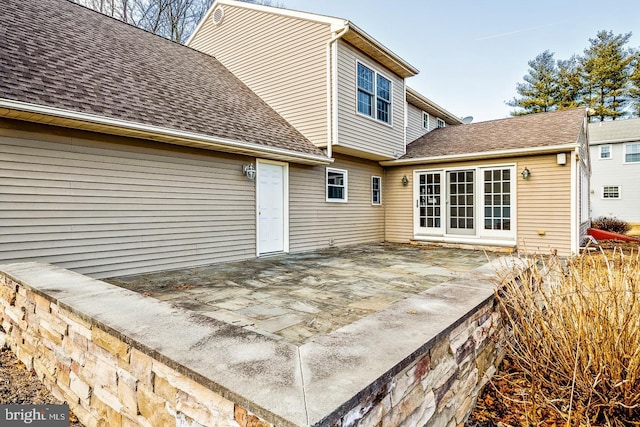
556, 55, 583, 110
508, 50, 558, 116
630, 53, 640, 116
581, 30, 634, 121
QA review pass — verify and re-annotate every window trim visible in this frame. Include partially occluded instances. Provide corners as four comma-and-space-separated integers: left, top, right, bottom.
371, 176, 382, 205
601, 185, 621, 199
355, 61, 393, 127
436, 118, 446, 129
623, 142, 640, 163
422, 111, 430, 130
598, 144, 612, 160
326, 167, 348, 203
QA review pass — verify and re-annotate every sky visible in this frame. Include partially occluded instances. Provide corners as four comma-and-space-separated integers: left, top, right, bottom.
280, 0, 640, 123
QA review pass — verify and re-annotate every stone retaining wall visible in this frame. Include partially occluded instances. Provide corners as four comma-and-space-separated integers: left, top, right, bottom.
337, 298, 503, 427
0, 270, 270, 427
0, 262, 506, 427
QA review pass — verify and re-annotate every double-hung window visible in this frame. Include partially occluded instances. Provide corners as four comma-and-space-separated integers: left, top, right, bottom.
437, 118, 446, 128
371, 176, 381, 205
326, 168, 348, 202
357, 62, 392, 124
422, 112, 430, 130
599, 145, 611, 159
624, 143, 640, 163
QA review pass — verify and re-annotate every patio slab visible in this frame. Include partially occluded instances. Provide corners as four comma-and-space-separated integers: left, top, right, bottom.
107, 243, 494, 345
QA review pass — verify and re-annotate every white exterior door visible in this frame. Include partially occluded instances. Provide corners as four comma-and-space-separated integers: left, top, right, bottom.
257, 161, 287, 255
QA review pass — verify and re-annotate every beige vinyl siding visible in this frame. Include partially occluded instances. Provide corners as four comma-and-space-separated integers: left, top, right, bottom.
406, 103, 430, 143
335, 41, 405, 160
0, 121, 256, 279
188, 5, 330, 148
516, 154, 572, 255
290, 154, 384, 251
384, 154, 573, 256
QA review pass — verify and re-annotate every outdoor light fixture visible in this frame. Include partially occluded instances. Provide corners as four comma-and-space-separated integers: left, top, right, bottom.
521, 167, 531, 180
401, 175, 409, 186
242, 163, 256, 181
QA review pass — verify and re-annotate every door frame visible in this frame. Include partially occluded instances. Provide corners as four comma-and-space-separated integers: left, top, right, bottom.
256, 159, 289, 256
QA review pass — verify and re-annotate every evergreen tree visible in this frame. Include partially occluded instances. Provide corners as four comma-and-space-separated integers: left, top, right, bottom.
556, 55, 583, 110
581, 30, 634, 121
630, 53, 640, 116
508, 50, 558, 116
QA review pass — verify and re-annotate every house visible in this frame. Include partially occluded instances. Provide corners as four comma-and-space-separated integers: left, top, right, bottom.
0, 0, 588, 282
188, 0, 590, 256
588, 118, 640, 224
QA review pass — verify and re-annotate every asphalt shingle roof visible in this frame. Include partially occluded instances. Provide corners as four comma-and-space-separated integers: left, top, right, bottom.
403, 108, 586, 160
588, 117, 640, 144
0, 0, 324, 157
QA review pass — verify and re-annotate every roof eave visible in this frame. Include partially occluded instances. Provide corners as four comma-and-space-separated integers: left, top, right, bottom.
405, 87, 463, 125
380, 143, 580, 166
0, 99, 332, 166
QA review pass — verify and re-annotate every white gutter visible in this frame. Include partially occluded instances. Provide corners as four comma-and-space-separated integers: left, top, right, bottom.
326, 25, 349, 158
379, 143, 580, 166
0, 99, 332, 165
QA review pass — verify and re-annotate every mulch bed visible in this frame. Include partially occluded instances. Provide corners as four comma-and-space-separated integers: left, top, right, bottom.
0, 347, 84, 427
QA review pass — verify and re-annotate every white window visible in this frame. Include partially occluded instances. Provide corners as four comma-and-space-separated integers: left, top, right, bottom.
602, 186, 620, 199
422, 112, 430, 130
483, 169, 511, 231
326, 168, 348, 202
624, 143, 640, 163
357, 62, 392, 124
599, 145, 611, 159
437, 118, 445, 128
372, 176, 382, 205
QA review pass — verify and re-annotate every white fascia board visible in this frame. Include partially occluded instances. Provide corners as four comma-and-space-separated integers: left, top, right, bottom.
0, 98, 332, 165
379, 143, 580, 166
406, 87, 463, 125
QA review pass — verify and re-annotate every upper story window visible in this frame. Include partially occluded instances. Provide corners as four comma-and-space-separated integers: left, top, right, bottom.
357, 62, 392, 125
326, 168, 348, 202
624, 143, 640, 163
599, 145, 611, 159
437, 118, 446, 129
422, 112, 430, 130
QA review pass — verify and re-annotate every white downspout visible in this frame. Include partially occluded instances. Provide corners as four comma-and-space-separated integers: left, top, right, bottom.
570, 147, 578, 254
326, 25, 349, 159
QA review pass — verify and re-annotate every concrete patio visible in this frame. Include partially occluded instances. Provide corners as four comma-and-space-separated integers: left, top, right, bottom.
106, 244, 494, 345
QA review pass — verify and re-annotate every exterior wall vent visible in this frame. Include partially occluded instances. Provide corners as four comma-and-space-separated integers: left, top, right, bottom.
212, 6, 224, 25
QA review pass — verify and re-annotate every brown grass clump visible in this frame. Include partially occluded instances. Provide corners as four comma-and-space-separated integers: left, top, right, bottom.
495, 248, 640, 426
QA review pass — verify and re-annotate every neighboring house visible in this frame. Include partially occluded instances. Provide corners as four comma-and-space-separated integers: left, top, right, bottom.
0, 0, 589, 281
589, 118, 640, 224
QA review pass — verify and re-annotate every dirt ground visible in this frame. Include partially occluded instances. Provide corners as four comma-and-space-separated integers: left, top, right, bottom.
0, 347, 84, 426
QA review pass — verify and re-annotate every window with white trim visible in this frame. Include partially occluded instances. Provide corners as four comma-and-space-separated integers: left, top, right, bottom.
372, 176, 381, 205
437, 118, 445, 128
599, 145, 611, 159
326, 168, 348, 202
602, 186, 620, 199
357, 62, 392, 124
483, 168, 511, 231
422, 112, 430, 130
624, 143, 640, 163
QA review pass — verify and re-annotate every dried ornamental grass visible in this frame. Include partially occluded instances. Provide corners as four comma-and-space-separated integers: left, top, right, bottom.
495, 249, 640, 426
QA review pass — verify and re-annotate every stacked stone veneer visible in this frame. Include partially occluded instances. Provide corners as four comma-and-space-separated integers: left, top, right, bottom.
0, 270, 271, 427
0, 262, 506, 427
334, 300, 503, 427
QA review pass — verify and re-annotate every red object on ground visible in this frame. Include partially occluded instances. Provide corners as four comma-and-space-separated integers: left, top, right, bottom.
587, 228, 640, 242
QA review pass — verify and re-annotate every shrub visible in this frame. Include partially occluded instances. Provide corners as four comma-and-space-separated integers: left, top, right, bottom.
495, 249, 640, 426
592, 216, 631, 235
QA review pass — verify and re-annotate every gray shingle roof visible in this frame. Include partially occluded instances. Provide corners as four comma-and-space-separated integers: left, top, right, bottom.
403, 108, 586, 160
0, 0, 325, 158
588, 117, 640, 145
